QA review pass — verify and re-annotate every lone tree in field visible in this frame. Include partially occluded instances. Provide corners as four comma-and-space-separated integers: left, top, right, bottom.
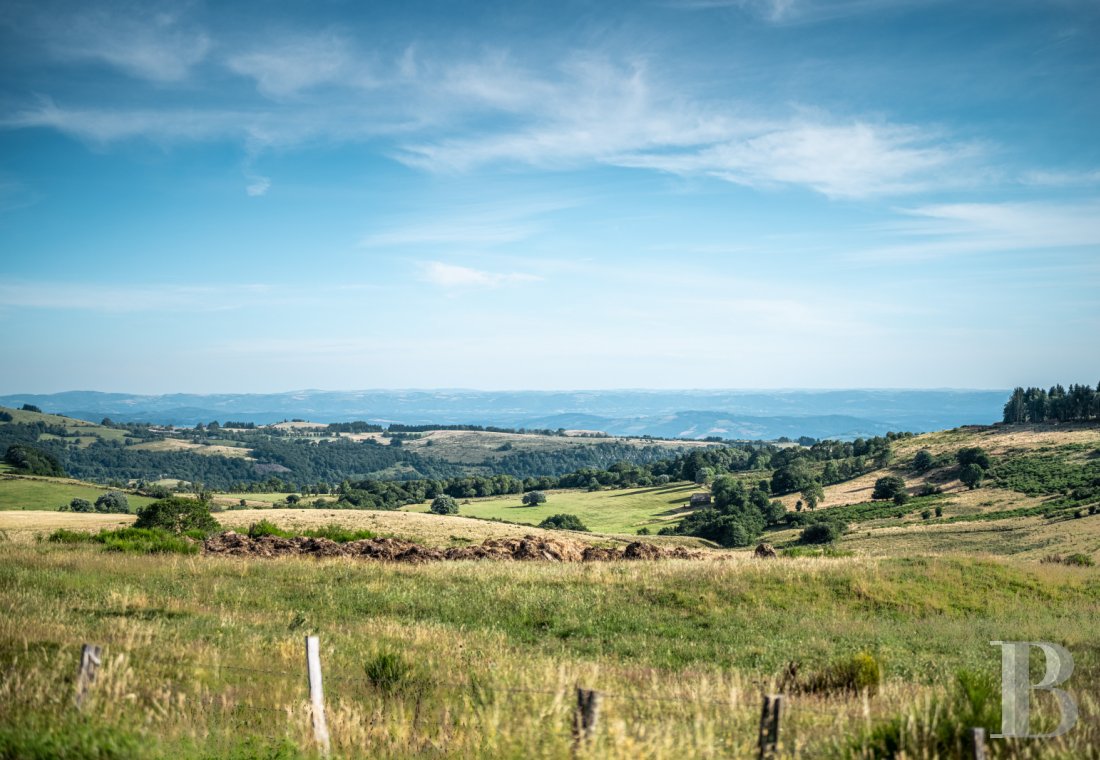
430, 494, 459, 515
956, 447, 991, 471
960, 463, 985, 490
872, 475, 906, 501
134, 497, 220, 535
801, 482, 825, 511
522, 491, 547, 506
67, 498, 92, 513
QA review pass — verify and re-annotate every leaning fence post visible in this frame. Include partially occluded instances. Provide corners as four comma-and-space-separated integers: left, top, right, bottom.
74, 643, 102, 710
758, 693, 783, 759
305, 635, 331, 757
572, 686, 601, 754
968, 727, 987, 760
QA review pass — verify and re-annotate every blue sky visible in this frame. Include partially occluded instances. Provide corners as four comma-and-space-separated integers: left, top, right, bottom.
0, 0, 1097, 393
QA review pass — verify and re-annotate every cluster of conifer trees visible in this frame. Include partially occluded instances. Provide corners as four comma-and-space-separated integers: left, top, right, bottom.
1002, 383, 1100, 424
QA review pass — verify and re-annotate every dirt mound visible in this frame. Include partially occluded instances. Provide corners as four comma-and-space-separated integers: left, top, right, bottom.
754, 543, 778, 559
203, 532, 706, 563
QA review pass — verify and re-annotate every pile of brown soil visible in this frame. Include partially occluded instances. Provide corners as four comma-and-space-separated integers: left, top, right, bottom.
203, 532, 707, 563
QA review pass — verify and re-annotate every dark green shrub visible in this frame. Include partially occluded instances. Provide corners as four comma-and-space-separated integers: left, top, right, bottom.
956, 447, 991, 470
960, 463, 984, 490
893, 490, 910, 506
538, 513, 589, 531
636, 526, 651, 536
800, 522, 844, 544
430, 495, 459, 515
247, 519, 292, 538
95, 491, 130, 514
921, 509, 932, 520
934, 505, 943, 517
918, 483, 942, 496
68, 498, 93, 513
134, 497, 220, 535
912, 449, 934, 473
872, 476, 906, 500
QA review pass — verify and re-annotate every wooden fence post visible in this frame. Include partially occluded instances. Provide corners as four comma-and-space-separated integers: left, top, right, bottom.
305, 635, 331, 757
74, 644, 102, 710
572, 686, 601, 754
758, 694, 783, 759
969, 727, 987, 760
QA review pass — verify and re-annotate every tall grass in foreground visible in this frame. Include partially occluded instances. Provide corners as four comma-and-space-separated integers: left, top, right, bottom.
0, 545, 1097, 758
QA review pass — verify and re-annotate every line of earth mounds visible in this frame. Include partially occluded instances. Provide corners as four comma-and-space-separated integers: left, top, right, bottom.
203, 531, 709, 563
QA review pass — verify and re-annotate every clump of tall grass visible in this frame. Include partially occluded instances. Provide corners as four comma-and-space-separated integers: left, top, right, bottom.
243, 519, 375, 543
45, 527, 198, 555
797, 652, 882, 695
856, 670, 999, 758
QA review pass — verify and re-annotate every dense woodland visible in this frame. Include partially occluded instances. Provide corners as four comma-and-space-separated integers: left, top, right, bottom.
1002, 383, 1100, 424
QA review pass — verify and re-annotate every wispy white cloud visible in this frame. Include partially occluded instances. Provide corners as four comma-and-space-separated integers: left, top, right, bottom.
616, 121, 981, 199
226, 31, 371, 98
245, 176, 271, 197
1018, 169, 1100, 187
852, 200, 1100, 260
420, 262, 541, 288
39, 6, 210, 82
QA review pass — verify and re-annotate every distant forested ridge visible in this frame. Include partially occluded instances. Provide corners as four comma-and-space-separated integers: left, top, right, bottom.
1002, 383, 1100, 424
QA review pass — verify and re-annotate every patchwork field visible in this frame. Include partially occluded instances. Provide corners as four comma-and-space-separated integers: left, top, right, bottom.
403, 482, 705, 534
0, 475, 157, 512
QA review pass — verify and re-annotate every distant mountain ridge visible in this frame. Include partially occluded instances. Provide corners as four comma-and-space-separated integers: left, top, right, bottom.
0, 389, 1007, 441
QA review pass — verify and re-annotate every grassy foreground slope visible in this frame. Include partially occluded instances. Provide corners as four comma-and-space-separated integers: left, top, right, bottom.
1, 542, 1097, 758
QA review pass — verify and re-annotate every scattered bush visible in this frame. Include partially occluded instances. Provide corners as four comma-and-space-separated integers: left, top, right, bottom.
538, 513, 589, 531
799, 522, 845, 544
893, 491, 910, 506
921, 509, 932, 520
1041, 553, 1095, 567
134, 497, 220, 535
934, 505, 943, 517
912, 449, 935, 473
960, 463, 984, 490
636, 526, 651, 536
430, 495, 459, 515
68, 498, 93, 513
522, 490, 548, 506
918, 483, 942, 496
956, 447, 991, 471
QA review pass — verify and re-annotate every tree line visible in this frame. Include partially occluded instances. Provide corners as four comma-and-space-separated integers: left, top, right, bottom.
1002, 383, 1100, 424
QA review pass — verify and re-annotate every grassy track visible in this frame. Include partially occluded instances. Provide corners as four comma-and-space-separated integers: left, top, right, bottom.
0, 544, 1096, 758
